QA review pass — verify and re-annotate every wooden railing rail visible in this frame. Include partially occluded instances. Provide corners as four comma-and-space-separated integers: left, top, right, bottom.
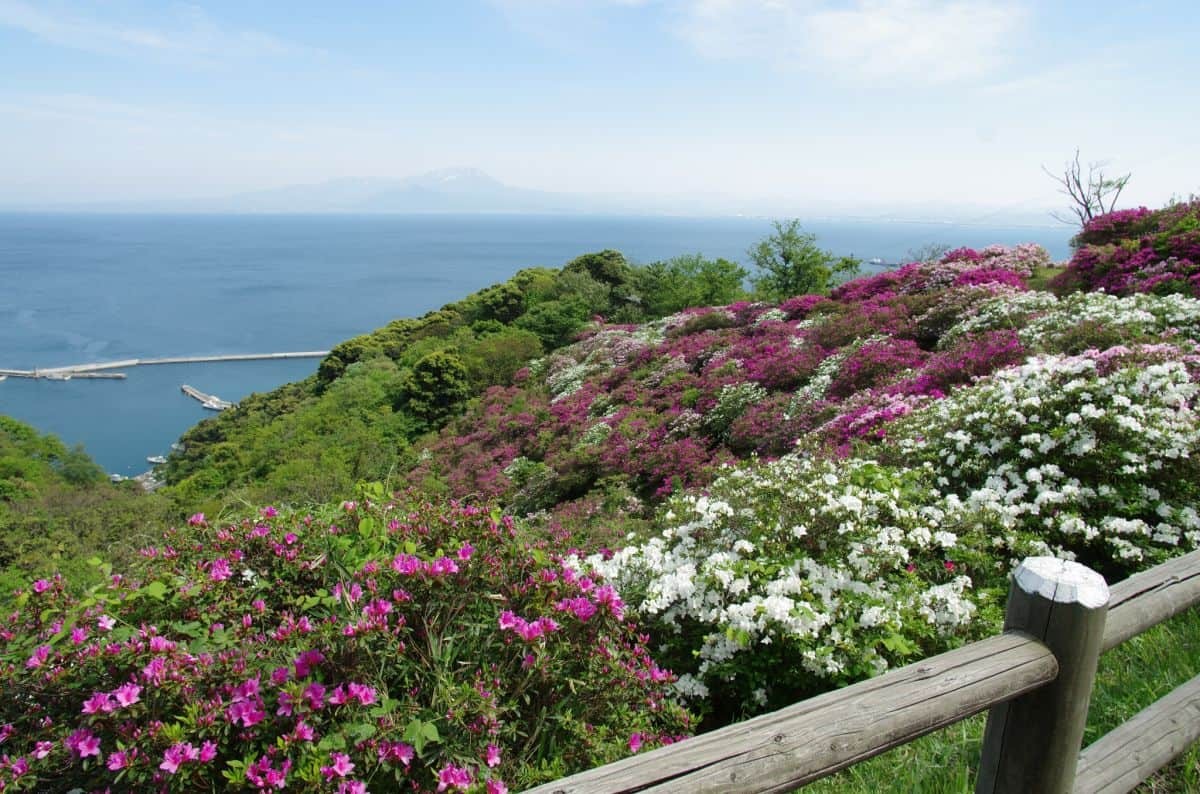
525, 549, 1200, 794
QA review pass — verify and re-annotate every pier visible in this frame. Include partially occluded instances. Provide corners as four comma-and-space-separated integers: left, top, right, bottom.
0, 351, 329, 380
181, 385, 234, 411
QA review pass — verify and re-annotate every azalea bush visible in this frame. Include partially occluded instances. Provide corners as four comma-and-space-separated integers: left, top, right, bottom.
581, 455, 1006, 724
580, 343, 1200, 724
886, 347, 1200, 578
0, 493, 689, 792
409, 245, 1063, 522
1055, 200, 1200, 296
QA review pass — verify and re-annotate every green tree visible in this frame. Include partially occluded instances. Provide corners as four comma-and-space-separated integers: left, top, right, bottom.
401, 350, 471, 424
563, 249, 632, 287
637, 254, 748, 315
748, 220, 860, 300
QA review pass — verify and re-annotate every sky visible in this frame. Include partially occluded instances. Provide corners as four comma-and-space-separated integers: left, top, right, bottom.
0, 0, 1196, 216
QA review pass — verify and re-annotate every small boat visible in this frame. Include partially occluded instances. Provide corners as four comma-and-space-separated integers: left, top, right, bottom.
146, 455, 167, 465
109, 474, 127, 483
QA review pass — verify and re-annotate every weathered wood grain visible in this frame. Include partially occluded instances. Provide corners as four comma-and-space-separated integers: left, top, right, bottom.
522, 632, 1057, 794
976, 558, 1110, 794
1073, 673, 1200, 794
1102, 549, 1200, 653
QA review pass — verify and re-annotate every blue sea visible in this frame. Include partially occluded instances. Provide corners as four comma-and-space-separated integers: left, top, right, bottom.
0, 213, 1072, 475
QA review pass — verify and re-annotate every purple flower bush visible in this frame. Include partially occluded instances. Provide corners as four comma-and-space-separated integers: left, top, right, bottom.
411, 244, 1053, 523
1055, 200, 1200, 296
0, 496, 689, 792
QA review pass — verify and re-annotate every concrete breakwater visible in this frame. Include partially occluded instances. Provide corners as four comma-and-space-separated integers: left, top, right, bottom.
180, 384, 235, 411
0, 351, 329, 380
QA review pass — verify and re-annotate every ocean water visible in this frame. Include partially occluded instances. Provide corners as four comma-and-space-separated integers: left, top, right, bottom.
0, 213, 1072, 474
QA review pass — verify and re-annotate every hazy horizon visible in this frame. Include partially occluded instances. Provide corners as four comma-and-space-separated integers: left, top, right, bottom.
2, 1, 1196, 216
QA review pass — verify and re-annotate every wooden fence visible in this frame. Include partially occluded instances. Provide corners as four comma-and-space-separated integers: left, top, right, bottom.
526, 549, 1200, 794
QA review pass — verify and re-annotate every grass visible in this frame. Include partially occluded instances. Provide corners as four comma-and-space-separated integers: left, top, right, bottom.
801, 607, 1200, 792
1027, 265, 1066, 292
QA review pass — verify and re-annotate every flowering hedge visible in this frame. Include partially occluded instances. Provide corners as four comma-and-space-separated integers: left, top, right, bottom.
581, 456, 1001, 721
583, 343, 1200, 720
0, 495, 689, 792
411, 245, 1055, 521
1055, 200, 1200, 296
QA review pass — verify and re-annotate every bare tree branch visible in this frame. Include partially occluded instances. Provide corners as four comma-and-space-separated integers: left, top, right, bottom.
1043, 149, 1131, 228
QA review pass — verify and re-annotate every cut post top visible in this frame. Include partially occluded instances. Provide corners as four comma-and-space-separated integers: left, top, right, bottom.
1013, 557, 1110, 609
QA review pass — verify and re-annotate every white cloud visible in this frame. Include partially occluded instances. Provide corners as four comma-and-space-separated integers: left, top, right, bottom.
0, 1, 318, 64
803, 1, 1027, 80
493, 0, 1029, 83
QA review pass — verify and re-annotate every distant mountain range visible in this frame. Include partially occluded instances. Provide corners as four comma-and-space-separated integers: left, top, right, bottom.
1, 167, 1067, 226
22, 168, 625, 216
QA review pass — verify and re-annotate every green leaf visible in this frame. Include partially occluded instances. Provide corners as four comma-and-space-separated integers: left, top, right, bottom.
348, 722, 377, 742
141, 580, 169, 601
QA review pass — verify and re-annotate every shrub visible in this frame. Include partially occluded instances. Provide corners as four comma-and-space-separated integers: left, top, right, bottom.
0, 496, 690, 792
583, 456, 999, 723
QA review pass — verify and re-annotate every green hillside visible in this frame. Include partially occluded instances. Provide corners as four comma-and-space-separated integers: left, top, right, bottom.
2, 201, 1199, 791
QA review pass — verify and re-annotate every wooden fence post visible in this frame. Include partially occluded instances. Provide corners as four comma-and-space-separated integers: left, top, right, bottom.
975, 557, 1110, 793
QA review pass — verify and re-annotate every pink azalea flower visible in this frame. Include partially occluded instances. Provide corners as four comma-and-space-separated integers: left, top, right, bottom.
187, 512, 206, 526
338, 782, 368, 794
293, 649, 325, 678
107, 751, 129, 771
378, 741, 414, 766
160, 742, 199, 773
65, 728, 101, 759
25, 644, 51, 669
210, 558, 233, 581
487, 780, 509, 794
31, 579, 51, 593
629, 732, 644, 753
347, 682, 377, 705
437, 763, 473, 791
82, 691, 115, 714
304, 682, 326, 710
391, 554, 421, 575
321, 752, 355, 780
70, 626, 88, 644
33, 741, 54, 759
485, 743, 501, 768
430, 556, 459, 575
199, 740, 218, 762
112, 682, 141, 707
148, 635, 175, 653
260, 505, 278, 518
457, 542, 475, 561
497, 611, 519, 630
276, 691, 295, 717
97, 614, 116, 631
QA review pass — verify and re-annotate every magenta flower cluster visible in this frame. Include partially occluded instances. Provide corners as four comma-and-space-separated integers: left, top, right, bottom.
0, 498, 690, 791
1057, 200, 1200, 296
